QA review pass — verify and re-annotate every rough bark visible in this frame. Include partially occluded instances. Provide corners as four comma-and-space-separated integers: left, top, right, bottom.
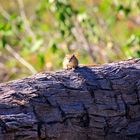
0, 59, 140, 140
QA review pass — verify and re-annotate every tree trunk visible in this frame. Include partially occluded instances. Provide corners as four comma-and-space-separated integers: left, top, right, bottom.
0, 59, 140, 140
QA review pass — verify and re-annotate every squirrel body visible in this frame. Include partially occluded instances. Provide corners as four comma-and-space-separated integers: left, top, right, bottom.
63, 54, 98, 69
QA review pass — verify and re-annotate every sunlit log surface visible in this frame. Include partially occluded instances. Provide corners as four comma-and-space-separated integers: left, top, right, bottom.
0, 59, 140, 140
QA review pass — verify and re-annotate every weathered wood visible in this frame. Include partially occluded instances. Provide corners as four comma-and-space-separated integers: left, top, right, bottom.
0, 59, 140, 140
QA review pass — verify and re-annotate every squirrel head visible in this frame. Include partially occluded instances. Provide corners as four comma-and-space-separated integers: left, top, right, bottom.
65, 54, 77, 61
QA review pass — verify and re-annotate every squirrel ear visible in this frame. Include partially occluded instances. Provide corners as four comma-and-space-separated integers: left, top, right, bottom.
71, 54, 77, 59
68, 54, 74, 62
72, 54, 75, 57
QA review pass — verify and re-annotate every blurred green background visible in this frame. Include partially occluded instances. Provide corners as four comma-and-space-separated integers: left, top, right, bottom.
0, 0, 140, 83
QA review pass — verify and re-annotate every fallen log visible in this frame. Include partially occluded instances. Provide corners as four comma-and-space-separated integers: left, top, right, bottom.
0, 59, 140, 140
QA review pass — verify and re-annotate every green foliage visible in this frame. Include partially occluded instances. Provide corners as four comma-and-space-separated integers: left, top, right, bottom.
0, 0, 140, 82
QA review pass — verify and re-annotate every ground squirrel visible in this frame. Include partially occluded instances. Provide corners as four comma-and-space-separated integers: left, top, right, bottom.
63, 54, 79, 69
63, 54, 98, 69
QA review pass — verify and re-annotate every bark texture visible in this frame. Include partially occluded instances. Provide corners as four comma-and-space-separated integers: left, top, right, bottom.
0, 59, 140, 140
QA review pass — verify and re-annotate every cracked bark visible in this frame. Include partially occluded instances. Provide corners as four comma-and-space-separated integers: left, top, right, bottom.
0, 59, 140, 140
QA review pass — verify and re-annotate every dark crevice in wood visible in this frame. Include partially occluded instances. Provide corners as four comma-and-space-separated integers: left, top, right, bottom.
81, 104, 90, 127
120, 93, 131, 120
32, 105, 43, 139
0, 119, 8, 133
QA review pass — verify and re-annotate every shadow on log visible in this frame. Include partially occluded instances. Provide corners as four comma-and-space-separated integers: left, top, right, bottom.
0, 59, 140, 140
